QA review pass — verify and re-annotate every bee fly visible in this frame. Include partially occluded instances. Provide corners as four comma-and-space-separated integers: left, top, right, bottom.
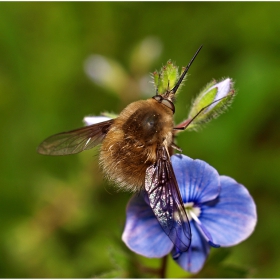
38, 46, 212, 253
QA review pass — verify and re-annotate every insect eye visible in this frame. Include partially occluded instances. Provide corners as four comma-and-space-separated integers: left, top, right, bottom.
153, 95, 162, 102
152, 95, 175, 113
161, 99, 175, 113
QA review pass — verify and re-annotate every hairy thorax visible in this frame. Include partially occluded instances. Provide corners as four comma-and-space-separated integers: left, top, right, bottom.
99, 98, 174, 192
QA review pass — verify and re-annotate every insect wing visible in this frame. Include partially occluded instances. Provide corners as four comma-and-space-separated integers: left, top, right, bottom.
145, 147, 191, 253
37, 119, 114, 155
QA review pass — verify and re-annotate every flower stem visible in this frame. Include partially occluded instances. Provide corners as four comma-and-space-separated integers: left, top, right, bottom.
159, 255, 168, 278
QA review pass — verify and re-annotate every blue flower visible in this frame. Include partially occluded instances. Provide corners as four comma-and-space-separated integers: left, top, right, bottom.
122, 154, 257, 273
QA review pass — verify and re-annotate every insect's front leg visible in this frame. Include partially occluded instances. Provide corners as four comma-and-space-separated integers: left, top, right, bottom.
173, 95, 231, 131
170, 143, 182, 153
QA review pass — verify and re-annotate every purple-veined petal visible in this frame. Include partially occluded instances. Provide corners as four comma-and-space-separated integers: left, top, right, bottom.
122, 192, 173, 258
171, 154, 220, 204
200, 175, 257, 246
174, 222, 210, 274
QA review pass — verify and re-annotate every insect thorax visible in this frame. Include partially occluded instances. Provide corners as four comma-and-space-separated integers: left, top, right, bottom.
99, 99, 174, 192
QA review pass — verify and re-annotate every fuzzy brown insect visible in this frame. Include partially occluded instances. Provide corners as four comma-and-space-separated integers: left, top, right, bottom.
37, 46, 204, 253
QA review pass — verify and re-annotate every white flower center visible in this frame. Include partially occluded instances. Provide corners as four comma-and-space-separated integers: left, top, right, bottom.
184, 202, 201, 222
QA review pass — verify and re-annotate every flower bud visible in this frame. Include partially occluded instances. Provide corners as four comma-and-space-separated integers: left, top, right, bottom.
83, 116, 112, 126
83, 112, 117, 126
84, 55, 129, 95
185, 78, 235, 130
153, 60, 181, 95
130, 36, 162, 75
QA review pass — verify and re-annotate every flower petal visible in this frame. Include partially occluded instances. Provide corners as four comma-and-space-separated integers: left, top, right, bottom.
206, 78, 233, 112
122, 192, 173, 258
83, 116, 111, 126
174, 222, 210, 274
200, 175, 257, 246
171, 154, 220, 204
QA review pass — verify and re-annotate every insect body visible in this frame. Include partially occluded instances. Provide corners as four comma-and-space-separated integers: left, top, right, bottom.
38, 46, 204, 254
100, 98, 174, 192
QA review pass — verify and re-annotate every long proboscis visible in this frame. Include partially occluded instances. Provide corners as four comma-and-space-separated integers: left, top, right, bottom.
171, 45, 203, 94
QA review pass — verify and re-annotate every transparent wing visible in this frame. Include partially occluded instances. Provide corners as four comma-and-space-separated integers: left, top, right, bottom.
145, 146, 191, 253
37, 119, 114, 155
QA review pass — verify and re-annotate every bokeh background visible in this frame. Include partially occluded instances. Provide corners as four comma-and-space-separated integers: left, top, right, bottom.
1, 2, 280, 278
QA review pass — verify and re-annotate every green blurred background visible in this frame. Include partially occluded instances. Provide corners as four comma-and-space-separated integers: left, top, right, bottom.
0, 2, 280, 278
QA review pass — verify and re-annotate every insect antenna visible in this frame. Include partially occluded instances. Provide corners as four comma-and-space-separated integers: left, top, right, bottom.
171, 45, 203, 95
